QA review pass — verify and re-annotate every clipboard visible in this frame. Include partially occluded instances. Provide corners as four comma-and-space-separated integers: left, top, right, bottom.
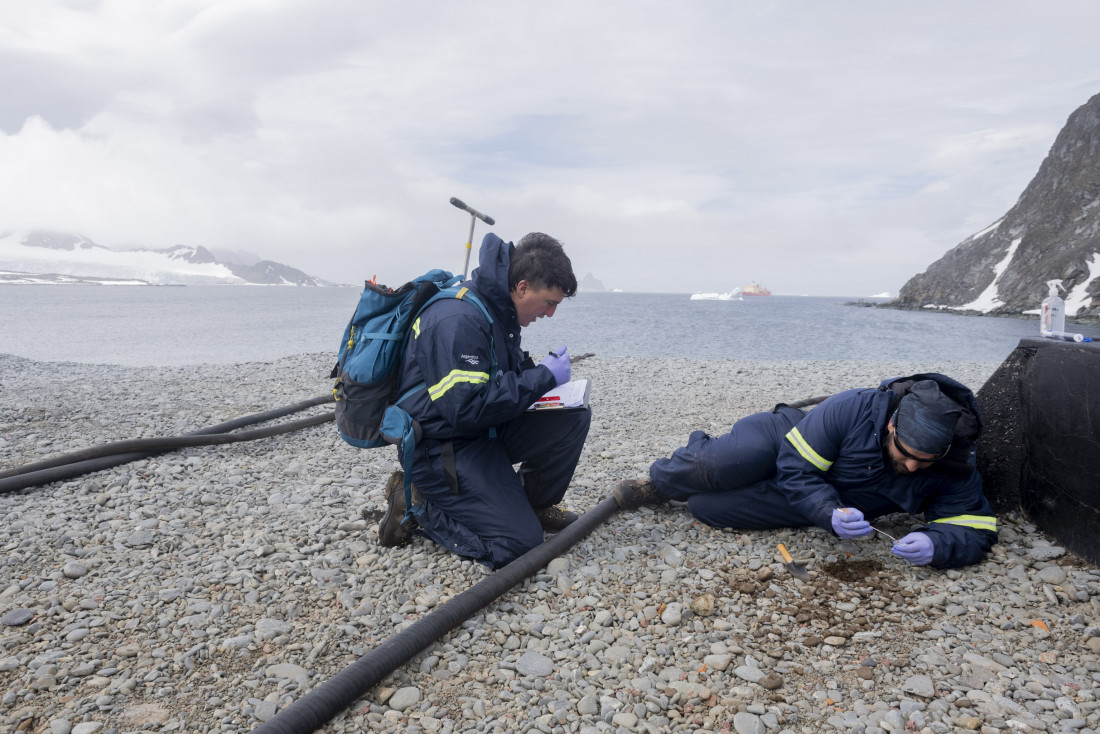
527, 378, 591, 411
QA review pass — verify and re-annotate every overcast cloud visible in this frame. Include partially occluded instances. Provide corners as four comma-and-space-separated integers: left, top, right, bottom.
1, 1, 1098, 295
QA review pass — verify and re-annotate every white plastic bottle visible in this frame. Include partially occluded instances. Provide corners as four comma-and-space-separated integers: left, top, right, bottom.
1039, 279, 1066, 335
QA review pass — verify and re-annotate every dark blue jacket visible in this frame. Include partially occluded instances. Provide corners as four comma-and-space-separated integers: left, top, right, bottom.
777, 373, 997, 568
397, 234, 556, 439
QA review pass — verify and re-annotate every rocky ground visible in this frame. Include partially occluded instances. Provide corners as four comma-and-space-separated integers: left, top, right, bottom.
1, 353, 1098, 734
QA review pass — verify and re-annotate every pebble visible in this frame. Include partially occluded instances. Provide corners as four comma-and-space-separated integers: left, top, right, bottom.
660, 601, 683, 625
902, 674, 935, 698
4, 354, 1099, 734
705, 653, 732, 671
516, 650, 554, 676
1, 609, 34, 626
1029, 542, 1067, 561
253, 701, 277, 721
733, 711, 766, 734
266, 663, 308, 681
62, 562, 87, 579
733, 665, 763, 683
759, 672, 783, 690
387, 686, 421, 712
1037, 565, 1068, 585
690, 592, 715, 615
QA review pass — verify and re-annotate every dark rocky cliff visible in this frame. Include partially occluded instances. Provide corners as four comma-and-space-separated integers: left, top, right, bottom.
895, 93, 1100, 322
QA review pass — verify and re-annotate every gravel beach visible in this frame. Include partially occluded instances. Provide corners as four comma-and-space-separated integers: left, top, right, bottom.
2, 352, 1099, 734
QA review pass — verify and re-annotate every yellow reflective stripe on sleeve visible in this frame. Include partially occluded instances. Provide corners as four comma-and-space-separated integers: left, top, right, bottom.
412, 317, 421, 339
931, 515, 998, 532
785, 427, 833, 472
427, 369, 490, 400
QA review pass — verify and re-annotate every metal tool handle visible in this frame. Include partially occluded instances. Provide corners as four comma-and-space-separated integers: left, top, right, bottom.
451, 197, 496, 278
450, 197, 495, 225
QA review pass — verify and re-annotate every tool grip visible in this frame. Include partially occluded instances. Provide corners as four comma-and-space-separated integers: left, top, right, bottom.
449, 197, 495, 225
777, 543, 794, 563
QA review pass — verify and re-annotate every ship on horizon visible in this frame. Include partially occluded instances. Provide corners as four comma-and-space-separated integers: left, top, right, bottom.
741, 281, 771, 296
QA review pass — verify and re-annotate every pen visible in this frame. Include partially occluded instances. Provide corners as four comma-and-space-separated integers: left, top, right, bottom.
548, 350, 561, 358
1041, 330, 1094, 343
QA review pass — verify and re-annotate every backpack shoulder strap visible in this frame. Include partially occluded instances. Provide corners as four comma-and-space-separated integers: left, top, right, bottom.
423, 285, 493, 324
444, 286, 493, 323
397, 284, 499, 405
449, 287, 495, 375
416, 285, 497, 370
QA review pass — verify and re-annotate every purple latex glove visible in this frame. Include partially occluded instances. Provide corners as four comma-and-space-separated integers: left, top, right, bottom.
891, 532, 935, 565
541, 345, 571, 386
831, 507, 873, 539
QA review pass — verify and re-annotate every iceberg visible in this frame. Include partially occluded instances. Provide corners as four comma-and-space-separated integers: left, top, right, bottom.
690, 289, 742, 301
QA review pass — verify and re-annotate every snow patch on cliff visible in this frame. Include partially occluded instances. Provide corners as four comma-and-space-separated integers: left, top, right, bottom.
1066, 252, 1100, 317
945, 237, 1023, 313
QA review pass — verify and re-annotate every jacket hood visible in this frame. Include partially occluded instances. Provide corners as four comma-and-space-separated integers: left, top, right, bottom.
467, 233, 518, 327
879, 373, 982, 441
879, 373, 983, 478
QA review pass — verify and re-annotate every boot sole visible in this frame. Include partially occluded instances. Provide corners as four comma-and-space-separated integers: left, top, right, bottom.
378, 473, 409, 547
378, 503, 408, 547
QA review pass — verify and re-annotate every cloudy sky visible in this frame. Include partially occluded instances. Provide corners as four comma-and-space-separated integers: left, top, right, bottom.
2, 1, 1098, 296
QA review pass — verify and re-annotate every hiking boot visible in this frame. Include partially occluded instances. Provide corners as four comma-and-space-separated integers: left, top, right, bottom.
534, 504, 578, 532
376, 471, 418, 547
613, 478, 665, 509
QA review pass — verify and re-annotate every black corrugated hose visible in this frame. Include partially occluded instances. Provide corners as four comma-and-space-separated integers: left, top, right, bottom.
251, 397, 835, 732
785, 395, 830, 410
1, 383, 833, 731
0, 394, 334, 494
252, 496, 622, 734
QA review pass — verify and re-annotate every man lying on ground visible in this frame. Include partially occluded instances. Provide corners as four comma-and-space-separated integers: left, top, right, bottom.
614, 374, 997, 569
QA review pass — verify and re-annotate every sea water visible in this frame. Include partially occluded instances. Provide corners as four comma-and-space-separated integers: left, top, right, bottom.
2, 285, 1094, 367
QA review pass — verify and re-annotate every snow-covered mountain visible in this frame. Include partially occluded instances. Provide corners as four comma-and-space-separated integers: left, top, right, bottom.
0, 231, 330, 286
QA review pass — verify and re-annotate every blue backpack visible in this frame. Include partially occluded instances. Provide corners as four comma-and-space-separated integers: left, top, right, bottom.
331, 269, 495, 521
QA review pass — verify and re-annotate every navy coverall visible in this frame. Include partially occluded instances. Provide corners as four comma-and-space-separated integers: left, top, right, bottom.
649, 375, 997, 569
396, 234, 591, 567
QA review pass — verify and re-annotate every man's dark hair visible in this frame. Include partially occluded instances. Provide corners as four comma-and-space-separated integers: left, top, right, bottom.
509, 232, 578, 296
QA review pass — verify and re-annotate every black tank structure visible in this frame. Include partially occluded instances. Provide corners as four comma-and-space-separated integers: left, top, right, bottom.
976, 337, 1100, 564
